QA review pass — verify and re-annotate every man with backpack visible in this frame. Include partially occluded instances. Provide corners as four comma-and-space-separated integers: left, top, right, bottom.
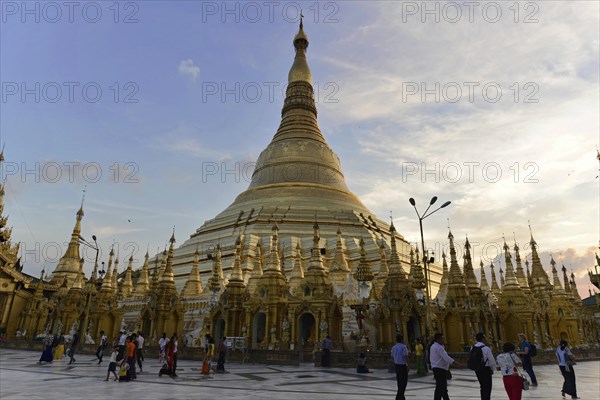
468, 332, 496, 400
516, 333, 538, 386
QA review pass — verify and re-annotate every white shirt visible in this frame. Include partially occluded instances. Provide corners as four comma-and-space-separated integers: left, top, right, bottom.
556, 347, 573, 366
119, 334, 126, 346
496, 352, 521, 376
109, 350, 118, 363
158, 337, 169, 349
137, 336, 144, 349
173, 339, 178, 353
472, 342, 496, 372
430, 342, 454, 370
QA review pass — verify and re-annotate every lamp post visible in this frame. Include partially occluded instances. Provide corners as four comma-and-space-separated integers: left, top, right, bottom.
78, 234, 99, 340
408, 197, 451, 339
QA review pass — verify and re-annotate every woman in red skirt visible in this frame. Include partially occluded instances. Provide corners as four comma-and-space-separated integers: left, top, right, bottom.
495, 342, 524, 400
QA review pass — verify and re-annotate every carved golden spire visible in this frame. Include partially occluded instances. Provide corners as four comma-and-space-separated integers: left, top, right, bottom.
331, 227, 349, 272
463, 236, 480, 293
562, 264, 572, 294
378, 237, 389, 275
100, 247, 114, 290
528, 224, 550, 290
111, 256, 119, 293
479, 260, 490, 293
513, 240, 530, 289
161, 232, 175, 284
288, 12, 312, 85
70, 257, 85, 290
502, 239, 519, 287
435, 251, 449, 304
121, 255, 134, 297
411, 246, 425, 289
266, 223, 282, 272
307, 220, 325, 272
550, 256, 565, 294
570, 271, 581, 300
228, 236, 244, 283
447, 229, 464, 284
246, 240, 263, 294
182, 246, 203, 297
388, 222, 406, 278
134, 250, 150, 296
50, 205, 84, 284
291, 241, 304, 279
490, 261, 501, 295
353, 238, 374, 283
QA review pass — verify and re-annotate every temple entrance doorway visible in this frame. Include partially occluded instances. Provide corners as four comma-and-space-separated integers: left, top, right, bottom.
252, 312, 266, 349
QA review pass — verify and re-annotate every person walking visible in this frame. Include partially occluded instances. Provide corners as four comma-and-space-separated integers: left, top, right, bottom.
136, 331, 145, 362
469, 332, 496, 400
495, 342, 523, 400
430, 332, 460, 400
172, 333, 179, 377
96, 330, 107, 364
216, 336, 227, 372
516, 333, 537, 386
158, 332, 169, 365
53, 334, 65, 360
68, 332, 80, 365
104, 345, 119, 381
415, 337, 426, 375
391, 333, 410, 400
556, 340, 579, 399
117, 331, 126, 360
321, 335, 333, 367
134, 332, 143, 373
202, 334, 214, 375
38, 332, 54, 364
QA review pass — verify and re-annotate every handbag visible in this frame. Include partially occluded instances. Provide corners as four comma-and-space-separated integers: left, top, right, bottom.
520, 374, 530, 390
446, 369, 452, 380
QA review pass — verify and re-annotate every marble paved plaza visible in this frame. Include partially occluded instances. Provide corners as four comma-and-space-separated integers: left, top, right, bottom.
0, 349, 598, 399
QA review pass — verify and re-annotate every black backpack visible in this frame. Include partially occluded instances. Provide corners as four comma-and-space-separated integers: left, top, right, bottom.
467, 345, 485, 371
529, 344, 537, 357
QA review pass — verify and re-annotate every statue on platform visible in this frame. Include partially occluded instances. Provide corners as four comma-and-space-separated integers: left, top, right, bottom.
85, 331, 94, 344
270, 325, 278, 344
69, 321, 78, 335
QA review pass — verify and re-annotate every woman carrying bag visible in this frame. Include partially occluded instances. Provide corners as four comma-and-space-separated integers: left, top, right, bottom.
556, 340, 579, 399
495, 342, 525, 400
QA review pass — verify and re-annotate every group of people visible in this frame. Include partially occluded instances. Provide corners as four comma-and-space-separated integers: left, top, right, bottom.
390, 332, 580, 400
37, 331, 79, 365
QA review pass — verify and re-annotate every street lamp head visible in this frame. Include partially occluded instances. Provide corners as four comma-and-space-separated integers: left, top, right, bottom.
92, 235, 97, 241
409, 198, 416, 206
429, 196, 438, 205
441, 201, 451, 208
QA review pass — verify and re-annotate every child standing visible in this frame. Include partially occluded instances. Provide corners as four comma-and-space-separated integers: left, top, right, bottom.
104, 346, 119, 381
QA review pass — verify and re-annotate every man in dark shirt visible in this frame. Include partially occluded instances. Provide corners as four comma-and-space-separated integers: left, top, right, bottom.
68, 332, 80, 365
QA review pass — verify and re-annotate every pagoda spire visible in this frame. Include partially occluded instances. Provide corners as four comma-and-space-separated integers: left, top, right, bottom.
266, 223, 282, 272
70, 257, 85, 290
514, 240, 530, 289
331, 227, 349, 272
161, 232, 176, 284
378, 237, 389, 275
50, 205, 84, 284
550, 256, 565, 295
463, 236, 480, 293
353, 238, 374, 299
435, 251, 449, 304
479, 260, 490, 294
490, 262, 501, 295
100, 247, 114, 291
389, 222, 406, 277
288, 12, 312, 86
570, 271, 581, 300
246, 240, 263, 294
411, 246, 425, 289
528, 224, 550, 290
307, 221, 325, 272
134, 251, 150, 296
499, 266, 505, 287
291, 241, 304, 279
121, 255, 134, 297
502, 239, 519, 287
182, 246, 203, 297
228, 236, 244, 284
561, 264, 571, 294
447, 229, 464, 284
111, 256, 119, 293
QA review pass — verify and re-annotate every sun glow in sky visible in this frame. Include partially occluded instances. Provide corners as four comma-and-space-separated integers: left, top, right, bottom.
1, 1, 599, 296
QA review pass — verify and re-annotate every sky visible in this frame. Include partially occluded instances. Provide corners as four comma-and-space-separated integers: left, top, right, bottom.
1, 1, 599, 297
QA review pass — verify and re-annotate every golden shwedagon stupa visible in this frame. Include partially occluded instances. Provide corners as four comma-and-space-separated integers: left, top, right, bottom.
1, 22, 598, 353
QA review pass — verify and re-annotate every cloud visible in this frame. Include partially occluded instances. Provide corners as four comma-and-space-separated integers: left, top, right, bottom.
178, 59, 200, 82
